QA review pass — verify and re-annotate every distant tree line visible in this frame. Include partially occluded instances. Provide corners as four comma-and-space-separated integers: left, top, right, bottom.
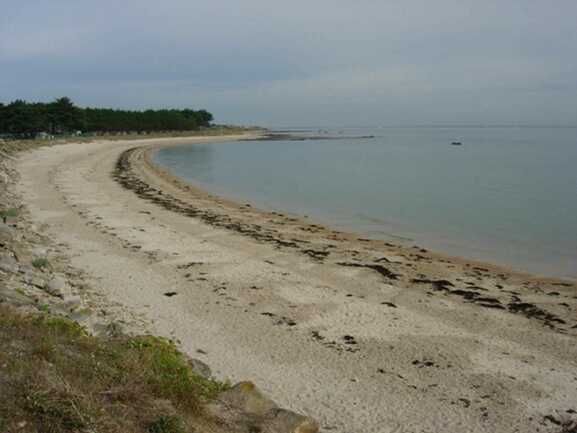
0, 97, 214, 138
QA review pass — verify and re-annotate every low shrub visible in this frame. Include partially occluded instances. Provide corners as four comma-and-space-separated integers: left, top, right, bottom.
31, 258, 49, 269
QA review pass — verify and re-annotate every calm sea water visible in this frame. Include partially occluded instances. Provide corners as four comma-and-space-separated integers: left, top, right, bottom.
154, 127, 577, 279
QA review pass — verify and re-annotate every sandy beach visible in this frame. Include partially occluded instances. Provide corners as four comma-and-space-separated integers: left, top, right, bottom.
15, 135, 577, 433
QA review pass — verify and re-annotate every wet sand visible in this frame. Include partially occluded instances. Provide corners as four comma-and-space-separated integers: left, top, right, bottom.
16, 135, 577, 433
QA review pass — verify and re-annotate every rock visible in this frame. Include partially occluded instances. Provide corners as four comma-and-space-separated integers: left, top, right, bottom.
0, 261, 19, 274
187, 357, 212, 379
62, 294, 82, 310
0, 253, 19, 274
210, 382, 320, 433
218, 382, 277, 417
260, 408, 320, 433
44, 276, 68, 297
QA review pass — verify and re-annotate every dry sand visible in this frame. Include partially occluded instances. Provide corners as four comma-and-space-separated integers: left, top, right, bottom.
16, 135, 577, 433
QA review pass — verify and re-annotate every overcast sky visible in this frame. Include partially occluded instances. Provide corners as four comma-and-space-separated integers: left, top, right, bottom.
1, 0, 577, 126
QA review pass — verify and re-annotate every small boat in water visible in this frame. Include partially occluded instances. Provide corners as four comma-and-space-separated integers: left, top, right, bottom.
451, 141, 463, 146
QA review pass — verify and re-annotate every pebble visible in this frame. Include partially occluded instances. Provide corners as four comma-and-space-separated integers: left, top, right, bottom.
44, 276, 68, 297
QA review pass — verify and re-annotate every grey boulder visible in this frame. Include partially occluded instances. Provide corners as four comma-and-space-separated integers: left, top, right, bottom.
44, 276, 68, 297
209, 381, 319, 433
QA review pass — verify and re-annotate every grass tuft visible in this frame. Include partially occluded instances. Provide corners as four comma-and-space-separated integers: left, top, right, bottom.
39, 316, 88, 338
126, 336, 229, 404
21, 383, 90, 432
147, 415, 185, 433
31, 258, 49, 269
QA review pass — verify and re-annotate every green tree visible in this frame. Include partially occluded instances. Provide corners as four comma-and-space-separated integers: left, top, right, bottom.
196, 109, 213, 127
47, 97, 83, 134
0, 97, 214, 137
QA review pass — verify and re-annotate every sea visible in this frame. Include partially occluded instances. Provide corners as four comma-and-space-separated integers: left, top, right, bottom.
154, 126, 577, 279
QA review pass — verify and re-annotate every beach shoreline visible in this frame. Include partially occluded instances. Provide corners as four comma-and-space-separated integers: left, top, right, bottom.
142, 137, 576, 287
14, 135, 577, 433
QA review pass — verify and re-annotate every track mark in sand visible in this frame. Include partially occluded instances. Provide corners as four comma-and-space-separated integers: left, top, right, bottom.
50, 162, 177, 270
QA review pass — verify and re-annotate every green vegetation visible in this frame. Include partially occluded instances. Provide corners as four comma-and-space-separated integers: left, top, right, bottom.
0, 305, 227, 433
147, 415, 185, 433
31, 258, 49, 269
0, 207, 19, 218
126, 336, 229, 402
0, 97, 214, 138
38, 303, 51, 313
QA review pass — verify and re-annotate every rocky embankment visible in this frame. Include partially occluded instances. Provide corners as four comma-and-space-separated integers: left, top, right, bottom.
0, 143, 318, 433
0, 146, 89, 322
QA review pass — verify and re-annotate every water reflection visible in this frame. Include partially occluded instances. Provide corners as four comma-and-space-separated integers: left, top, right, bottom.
159, 144, 216, 183
154, 129, 577, 279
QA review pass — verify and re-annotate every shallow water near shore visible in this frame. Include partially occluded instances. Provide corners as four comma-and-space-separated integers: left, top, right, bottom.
154, 126, 577, 279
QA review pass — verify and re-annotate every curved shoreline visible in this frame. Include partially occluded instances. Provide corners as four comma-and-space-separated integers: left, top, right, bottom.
111, 139, 577, 332
142, 138, 576, 287
15, 136, 577, 432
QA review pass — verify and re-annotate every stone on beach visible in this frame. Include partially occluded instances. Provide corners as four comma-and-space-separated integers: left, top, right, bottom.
209, 381, 319, 433
62, 294, 83, 310
44, 275, 69, 297
260, 408, 320, 433
219, 381, 277, 416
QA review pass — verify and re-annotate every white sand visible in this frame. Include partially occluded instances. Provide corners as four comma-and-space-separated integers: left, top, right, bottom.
16, 136, 577, 433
